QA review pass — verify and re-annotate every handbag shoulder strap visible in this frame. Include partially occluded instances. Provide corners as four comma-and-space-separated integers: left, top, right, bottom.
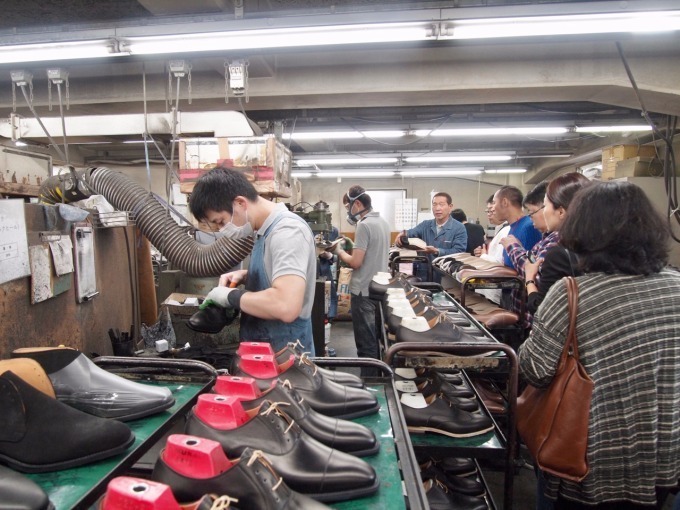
561, 276, 581, 362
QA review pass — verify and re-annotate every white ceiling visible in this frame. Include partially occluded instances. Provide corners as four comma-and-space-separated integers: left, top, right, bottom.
0, 0, 678, 182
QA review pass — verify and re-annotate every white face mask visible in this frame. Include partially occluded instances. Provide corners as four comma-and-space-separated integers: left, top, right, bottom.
218, 208, 254, 239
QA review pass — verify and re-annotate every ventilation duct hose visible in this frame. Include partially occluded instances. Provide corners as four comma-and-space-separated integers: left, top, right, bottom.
41, 167, 254, 277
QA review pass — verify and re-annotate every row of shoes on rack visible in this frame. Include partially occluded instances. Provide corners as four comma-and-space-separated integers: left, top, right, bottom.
371, 272, 497, 353
100, 341, 383, 509
419, 455, 491, 510
0, 347, 179, 509
395, 367, 495, 438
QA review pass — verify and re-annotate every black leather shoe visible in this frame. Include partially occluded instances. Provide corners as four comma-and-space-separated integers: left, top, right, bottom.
417, 379, 479, 412
368, 274, 409, 299
214, 376, 379, 457
0, 370, 135, 473
187, 305, 238, 334
152, 434, 330, 509
102, 476, 242, 510
419, 456, 477, 477
400, 393, 493, 438
12, 347, 175, 421
424, 479, 489, 510
419, 460, 485, 496
234, 353, 380, 419
0, 464, 52, 510
396, 319, 479, 344
184, 397, 379, 502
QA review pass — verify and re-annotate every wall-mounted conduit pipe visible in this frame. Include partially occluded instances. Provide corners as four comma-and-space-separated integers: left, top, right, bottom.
40, 166, 254, 277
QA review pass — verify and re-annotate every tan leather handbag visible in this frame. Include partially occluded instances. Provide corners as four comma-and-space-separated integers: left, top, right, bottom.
517, 276, 594, 482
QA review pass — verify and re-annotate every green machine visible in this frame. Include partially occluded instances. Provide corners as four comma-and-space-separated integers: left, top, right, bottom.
291, 200, 333, 237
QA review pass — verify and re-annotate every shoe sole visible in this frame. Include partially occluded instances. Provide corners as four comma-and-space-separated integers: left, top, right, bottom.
345, 442, 381, 457
0, 431, 136, 474
305, 475, 381, 503
332, 402, 381, 421
407, 424, 494, 438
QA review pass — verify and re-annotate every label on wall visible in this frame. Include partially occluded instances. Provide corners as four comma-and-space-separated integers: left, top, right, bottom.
0, 199, 31, 285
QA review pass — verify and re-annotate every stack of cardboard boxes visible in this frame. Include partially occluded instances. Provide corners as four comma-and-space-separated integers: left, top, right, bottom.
601, 144, 661, 180
178, 135, 292, 197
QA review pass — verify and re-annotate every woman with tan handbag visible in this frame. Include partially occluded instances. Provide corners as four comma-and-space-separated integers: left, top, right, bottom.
518, 181, 680, 509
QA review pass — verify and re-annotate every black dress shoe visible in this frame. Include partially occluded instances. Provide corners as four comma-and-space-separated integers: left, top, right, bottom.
431, 456, 478, 477
0, 371, 135, 473
368, 274, 409, 299
422, 373, 475, 399
152, 435, 330, 509
400, 393, 494, 438
187, 305, 238, 334
419, 460, 485, 496
417, 379, 478, 412
184, 397, 379, 502
12, 347, 175, 421
0, 464, 52, 510
396, 319, 478, 344
275, 342, 365, 389
424, 479, 489, 510
102, 476, 242, 510
234, 353, 379, 420
214, 376, 379, 457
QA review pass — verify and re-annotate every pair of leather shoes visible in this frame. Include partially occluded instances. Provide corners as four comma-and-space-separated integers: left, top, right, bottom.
184, 396, 379, 502
419, 459, 485, 496
187, 304, 239, 334
214, 375, 379, 457
234, 352, 379, 420
471, 379, 506, 415
400, 392, 493, 438
0, 464, 52, 510
101, 476, 241, 510
238, 341, 364, 389
12, 346, 175, 421
0, 368, 135, 473
152, 434, 330, 509
424, 479, 489, 510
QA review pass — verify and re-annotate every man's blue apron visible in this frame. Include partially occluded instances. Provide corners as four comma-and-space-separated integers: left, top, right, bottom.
239, 213, 315, 355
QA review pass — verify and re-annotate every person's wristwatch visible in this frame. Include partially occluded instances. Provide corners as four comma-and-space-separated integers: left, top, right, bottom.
525, 279, 536, 287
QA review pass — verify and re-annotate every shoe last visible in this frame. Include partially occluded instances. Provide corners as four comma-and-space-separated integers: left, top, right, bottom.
215, 376, 379, 457
184, 398, 379, 502
0, 370, 135, 473
0, 358, 55, 398
11, 346, 175, 421
234, 353, 379, 420
152, 434, 330, 509
0, 464, 52, 510
100, 476, 241, 510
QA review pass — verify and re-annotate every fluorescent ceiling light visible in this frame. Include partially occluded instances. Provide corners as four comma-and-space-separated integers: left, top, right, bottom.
361, 131, 407, 139
400, 169, 482, 177
291, 172, 313, 178
316, 171, 396, 178
296, 157, 398, 166
484, 168, 527, 174
405, 155, 512, 163
124, 22, 433, 55
574, 125, 653, 133
416, 127, 569, 137
285, 131, 363, 140
446, 11, 680, 40
0, 39, 116, 64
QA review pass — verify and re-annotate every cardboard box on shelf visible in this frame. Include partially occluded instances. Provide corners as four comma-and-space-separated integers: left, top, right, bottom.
601, 144, 658, 180
178, 135, 292, 197
614, 157, 664, 178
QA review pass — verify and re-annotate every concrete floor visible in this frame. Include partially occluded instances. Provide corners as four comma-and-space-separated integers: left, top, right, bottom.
324, 320, 677, 510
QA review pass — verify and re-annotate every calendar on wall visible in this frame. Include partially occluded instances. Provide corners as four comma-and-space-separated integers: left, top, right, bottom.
394, 199, 418, 231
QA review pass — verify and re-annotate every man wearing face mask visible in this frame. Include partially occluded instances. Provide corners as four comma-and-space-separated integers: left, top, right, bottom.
188, 167, 317, 354
332, 186, 390, 376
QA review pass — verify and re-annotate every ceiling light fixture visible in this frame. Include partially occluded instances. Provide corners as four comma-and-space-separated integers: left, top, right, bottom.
574, 125, 653, 133
444, 11, 680, 40
0, 39, 117, 64
416, 127, 569, 137
291, 172, 314, 178
316, 171, 397, 178
285, 131, 363, 140
295, 157, 398, 166
124, 22, 436, 55
405, 155, 512, 163
484, 168, 527, 174
400, 169, 483, 177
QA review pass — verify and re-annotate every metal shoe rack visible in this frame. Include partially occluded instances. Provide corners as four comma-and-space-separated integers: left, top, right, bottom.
25, 357, 430, 509
379, 290, 519, 510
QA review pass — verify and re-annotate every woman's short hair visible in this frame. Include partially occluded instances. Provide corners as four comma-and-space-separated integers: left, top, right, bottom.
560, 181, 669, 275
546, 172, 591, 211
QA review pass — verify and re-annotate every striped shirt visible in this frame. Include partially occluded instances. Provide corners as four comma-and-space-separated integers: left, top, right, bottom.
519, 269, 680, 505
